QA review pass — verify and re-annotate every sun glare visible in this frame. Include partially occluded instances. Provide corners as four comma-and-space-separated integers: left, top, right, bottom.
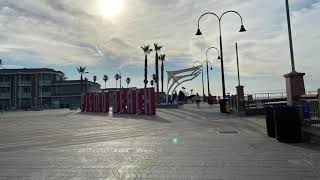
99, 0, 124, 18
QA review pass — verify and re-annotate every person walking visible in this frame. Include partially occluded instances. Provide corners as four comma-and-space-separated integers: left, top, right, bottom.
195, 93, 201, 109
171, 91, 177, 104
178, 91, 186, 108
208, 93, 214, 106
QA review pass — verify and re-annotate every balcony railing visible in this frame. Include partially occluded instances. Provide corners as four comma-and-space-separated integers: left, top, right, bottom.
40, 80, 52, 85
18, 93, 32, 98
0, 93, 10, 98
0, 82, 10, 87
19, 81, 31, 86
40, 92, 52, 97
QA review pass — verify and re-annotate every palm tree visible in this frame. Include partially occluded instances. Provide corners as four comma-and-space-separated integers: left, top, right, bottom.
93, 75, 97, 83
150, 80, 154, 87
126, 77, 131, 88
76, 66, 88, 93
103, 75, 108, 89
152, 74, 157, 83
159, 54, 166, 93
154, 43, 162, 93
114, 74, 120, 89
141, 45, 153, 88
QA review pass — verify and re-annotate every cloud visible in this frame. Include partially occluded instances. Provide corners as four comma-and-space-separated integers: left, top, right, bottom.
0, 0, 319, 93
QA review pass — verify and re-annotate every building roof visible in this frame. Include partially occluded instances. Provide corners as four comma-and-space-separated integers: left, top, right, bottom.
0, 68, 64, 75
54, 80, 100, 86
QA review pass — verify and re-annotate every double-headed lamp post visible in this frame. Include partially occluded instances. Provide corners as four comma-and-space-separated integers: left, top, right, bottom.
193, 60, 213, 101
205, 47, 221, 96
196, 11, 246, 99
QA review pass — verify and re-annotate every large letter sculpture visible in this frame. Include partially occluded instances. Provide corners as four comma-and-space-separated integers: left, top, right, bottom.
81, 88, 156, 115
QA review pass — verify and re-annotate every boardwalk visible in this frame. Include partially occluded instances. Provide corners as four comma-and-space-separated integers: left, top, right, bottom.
0, 105, 319, 179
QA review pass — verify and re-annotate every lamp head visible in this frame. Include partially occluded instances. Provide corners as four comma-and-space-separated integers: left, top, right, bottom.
239, 25, 247, 32
195, 28, 202, 36
217, 56, 221, 60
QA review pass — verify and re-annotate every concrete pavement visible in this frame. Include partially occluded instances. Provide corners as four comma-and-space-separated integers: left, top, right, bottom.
0, 104, 319, 179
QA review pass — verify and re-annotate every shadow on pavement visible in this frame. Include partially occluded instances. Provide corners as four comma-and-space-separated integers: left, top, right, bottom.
78, 112, 171, 123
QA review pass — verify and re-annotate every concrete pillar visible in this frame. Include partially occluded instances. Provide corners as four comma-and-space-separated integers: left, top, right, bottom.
236, 85, 245, 112
284, 71, 305, 106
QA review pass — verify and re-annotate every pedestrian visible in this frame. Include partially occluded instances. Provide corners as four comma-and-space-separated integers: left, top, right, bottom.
195, 93, 201, 109
178, 91, 186, 108
171, 91, 177, 104
208, 93, 214, 106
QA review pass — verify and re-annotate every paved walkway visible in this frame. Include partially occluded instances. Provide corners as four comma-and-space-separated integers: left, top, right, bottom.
0, 104, 319, 179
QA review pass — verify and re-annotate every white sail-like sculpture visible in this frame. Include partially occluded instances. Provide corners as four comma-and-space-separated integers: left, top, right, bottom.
166, 65, 202, 103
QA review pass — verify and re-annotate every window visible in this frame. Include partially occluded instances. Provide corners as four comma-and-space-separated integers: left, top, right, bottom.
0, 88, 9, 93
23, 87, 30, 93
42, 86, 51, 92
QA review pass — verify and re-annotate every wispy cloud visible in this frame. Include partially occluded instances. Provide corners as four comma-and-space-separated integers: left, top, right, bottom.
0, 0, 319, 93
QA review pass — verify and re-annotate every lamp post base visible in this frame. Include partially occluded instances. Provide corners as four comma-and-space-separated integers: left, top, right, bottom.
284, 71, 305, 106
236, 85, 245, 112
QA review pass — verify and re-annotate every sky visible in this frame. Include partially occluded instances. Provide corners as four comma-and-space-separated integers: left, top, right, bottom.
0, 0, 319, 95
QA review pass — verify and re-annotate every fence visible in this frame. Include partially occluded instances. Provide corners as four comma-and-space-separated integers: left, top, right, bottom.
245, 91, 317, 101
309, 99, 320, 128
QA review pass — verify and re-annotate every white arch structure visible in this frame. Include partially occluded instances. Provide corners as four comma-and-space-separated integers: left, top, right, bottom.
166, 65, 202, 103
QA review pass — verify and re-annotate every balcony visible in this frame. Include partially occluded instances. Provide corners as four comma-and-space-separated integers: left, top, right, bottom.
19, 81, 31, 86
18, 93, 31, 98
40, 80, 52, 85
0, 93, 10, 99
40, 92, 52, 97
0, 82, 10, 87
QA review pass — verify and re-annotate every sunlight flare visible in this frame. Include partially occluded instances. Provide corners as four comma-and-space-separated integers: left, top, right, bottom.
99, 0, 124, 18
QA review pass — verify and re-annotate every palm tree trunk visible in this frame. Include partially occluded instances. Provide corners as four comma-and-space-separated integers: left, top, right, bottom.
144, 54, 147, 88
80, 74, 83, 94
116, 81, 118, 89
155, 52, 159, 93
161, 61, 164, 93
105, 82, 106, 89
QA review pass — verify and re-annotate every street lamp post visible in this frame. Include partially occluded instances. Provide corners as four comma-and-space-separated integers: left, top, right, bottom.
194, 60, 213, 101
235, 43, 241, 86
283, 0, 305, 106
193, 61, 205, 100
196, 11, 246, 113
286, 0, 295, 72
196, 11, 246, 100
235, 42, 246, 112
205, 47, 221, 96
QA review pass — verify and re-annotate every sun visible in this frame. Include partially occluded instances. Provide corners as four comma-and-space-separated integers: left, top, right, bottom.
99, 0, 124, 18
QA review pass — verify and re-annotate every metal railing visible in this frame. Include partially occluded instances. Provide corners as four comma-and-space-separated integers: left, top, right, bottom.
40, 80, 52, 85
0, 93, 10, 98
249, 92, 287, 101
19, 81, 31, 86
18, 93, 32, 98
309, 99, 320, 128
40, 92, 52, 97
245, 91, 318, 101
